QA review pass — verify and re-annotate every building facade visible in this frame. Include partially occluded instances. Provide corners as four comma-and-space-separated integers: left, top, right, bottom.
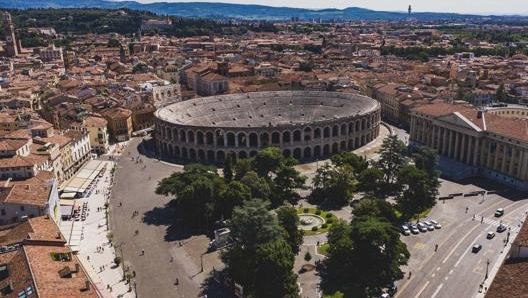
410, 102, 528, 190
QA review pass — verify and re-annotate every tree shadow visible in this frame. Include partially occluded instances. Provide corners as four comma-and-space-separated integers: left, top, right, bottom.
199, 272, 232, 298
135, 138, 157, 159
442, 176, 528, 201
142, 205, 199, 242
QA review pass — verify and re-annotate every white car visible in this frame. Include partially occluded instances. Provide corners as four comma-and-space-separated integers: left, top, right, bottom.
423, 221, 435, 231
401, 225, 411, 236
430, 219, 442, 229
417, 222, 428, 232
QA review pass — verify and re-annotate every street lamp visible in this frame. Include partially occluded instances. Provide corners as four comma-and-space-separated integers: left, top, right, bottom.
485, 259, 490, 280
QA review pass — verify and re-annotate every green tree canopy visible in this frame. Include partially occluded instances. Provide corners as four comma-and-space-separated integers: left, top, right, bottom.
277, 206, 303, 253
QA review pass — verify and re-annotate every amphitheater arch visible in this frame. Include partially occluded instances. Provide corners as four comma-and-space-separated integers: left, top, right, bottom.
293, 148, 302, 160
323, 127, 330, 138
293, 130, 302, 142
271, 131, 281, 145
282, 131, 291, 144
250, 150, 258, 157
198, 149, 205, 161
332, 125, 339, 137
237, 132, 247, 147
340, 141, 347, 151
249, 133, 258, 147
182, 147, 188, 159
207, 150, 215, 161
314, 145, 321, 158
162, 142, 168, 156
283, 149, 291, 157
341, 124, 347, 136
304, 147, 312, 159
173, 128, 179, 141
189, 148, 196, 160
217, 151, 225, 162
216, 130, 225, 147
323, 144, 330, 156
304, 127, 312, 141
332, 142, 339, 154
197, 131, 204, 145
206, 131, 214, 145
314, 127, 321, 139
180, 130, 186, 143
260, 132, 269, 147
167, 144, 173, 157
174, 146, 181, 159
348, 122, 354, 135
239, 151, 248, 159
227, 132, 236, 147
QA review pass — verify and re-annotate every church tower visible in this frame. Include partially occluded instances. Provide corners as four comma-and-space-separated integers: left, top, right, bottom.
3, 12, 19, 57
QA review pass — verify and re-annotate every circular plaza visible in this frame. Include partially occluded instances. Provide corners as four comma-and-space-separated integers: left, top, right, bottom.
154, 91, 381, 163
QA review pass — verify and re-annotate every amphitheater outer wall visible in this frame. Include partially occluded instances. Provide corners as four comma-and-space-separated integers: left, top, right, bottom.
154, 91, 381, 163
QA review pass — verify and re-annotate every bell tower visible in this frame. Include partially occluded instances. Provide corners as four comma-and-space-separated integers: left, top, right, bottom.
3, 12, 18, 57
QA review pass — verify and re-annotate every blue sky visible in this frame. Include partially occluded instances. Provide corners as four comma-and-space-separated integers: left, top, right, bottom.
126, 0, 528, 15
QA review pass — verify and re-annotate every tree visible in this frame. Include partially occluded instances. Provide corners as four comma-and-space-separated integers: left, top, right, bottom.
357, 167, 385, 197
107, 38, 120, 47
240, 171, 271, 200
277, 206, 303, 253
251, 147, 284, 177
234, 158, 253, 180
312, 164, 357, 206
352, 198, 398, 224
223, 154, 234, 182
330, 151, 368, 177
217, 181, 251, 219
376, 135, 408, 190
222, 199, 298, 298
322, 216, 409, 297
396, 165, 433, 219
272, 165, 306, 205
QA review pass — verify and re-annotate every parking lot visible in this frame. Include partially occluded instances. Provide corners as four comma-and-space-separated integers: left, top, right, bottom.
394, 178, 528, 298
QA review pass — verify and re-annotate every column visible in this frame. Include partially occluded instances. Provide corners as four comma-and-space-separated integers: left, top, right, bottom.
473, 138, 480, 166
493, 143, 500, 170
509, 147, 516, 176
465, 136, 472, 165
501, 145, 508, 173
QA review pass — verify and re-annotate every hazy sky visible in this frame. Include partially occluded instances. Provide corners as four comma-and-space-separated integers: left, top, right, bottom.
127, 0, 528, 15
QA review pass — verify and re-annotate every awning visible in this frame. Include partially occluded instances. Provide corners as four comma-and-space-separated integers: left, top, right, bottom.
59, 199, 75, 206
60, 205, 74, 217
60, 192, 77, 199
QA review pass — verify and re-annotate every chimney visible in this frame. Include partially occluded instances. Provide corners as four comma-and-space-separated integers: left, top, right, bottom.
477, 111, 482, 119
75, 263, 80, 273
84, 280, 91, 291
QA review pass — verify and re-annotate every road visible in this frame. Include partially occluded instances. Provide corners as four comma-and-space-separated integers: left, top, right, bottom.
394, 181, 528, 298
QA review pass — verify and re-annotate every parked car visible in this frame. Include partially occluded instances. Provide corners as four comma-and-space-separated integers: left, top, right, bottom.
410, 224, 420, 234
423, 221, 435, 231
472, 244, 483, 253
497, 224, 507, 233
487, 232, 496, 239
401, 225, 411, 236
417, 222, 428, 232
430, 219, 442, 229
387, 283, 397, 296
495, 208, 504, 217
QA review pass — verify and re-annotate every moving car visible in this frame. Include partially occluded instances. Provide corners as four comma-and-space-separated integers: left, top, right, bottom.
430, 219, 442, 229
417, 222, 428, 232
495, 208, 504, 217
487, 232, 496, 239
472, 244, 482, 253
497, 224, 507, 233
423, 221, 435, 231
401, 225, 411, 236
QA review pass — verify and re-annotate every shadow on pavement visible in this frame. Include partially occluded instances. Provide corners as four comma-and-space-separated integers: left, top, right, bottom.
199, 275, 231, 298
142, 205, 194, 242
443, 176, 528, 201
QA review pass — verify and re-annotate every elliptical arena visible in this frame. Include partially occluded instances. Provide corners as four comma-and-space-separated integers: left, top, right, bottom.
154, 91, 381, 163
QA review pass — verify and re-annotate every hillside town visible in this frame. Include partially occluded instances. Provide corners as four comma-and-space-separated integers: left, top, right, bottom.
1, 7, 528, 298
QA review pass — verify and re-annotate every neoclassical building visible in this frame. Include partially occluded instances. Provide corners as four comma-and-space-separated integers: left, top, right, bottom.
155, 91, 381, 163
410, 102, 528, 190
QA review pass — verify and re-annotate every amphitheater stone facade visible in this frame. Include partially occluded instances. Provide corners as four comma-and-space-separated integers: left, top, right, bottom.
154, 91, 381, 163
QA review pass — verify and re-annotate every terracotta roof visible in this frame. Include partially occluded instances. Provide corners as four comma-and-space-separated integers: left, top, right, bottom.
101, 107, 132, 119
0, 139, 28, 151
24, 245, 99, 298
0, 183, 52, 206
485, 257, 528, 298
83, 116, 107, 127
0, 249, 34, 298
0, 155, 35, 168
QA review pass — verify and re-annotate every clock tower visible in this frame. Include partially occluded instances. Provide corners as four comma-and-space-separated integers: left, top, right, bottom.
3, 12, 18, 57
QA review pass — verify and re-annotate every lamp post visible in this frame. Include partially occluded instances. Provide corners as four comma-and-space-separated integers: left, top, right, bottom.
485, 258, 490, 280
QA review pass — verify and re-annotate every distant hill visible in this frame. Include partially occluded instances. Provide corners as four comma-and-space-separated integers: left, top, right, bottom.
1, 0, 484, 21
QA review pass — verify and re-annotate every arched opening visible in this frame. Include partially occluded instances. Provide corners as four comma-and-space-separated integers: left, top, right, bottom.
323, 144, 330, 156
180, 130, 186, 143
293, 148, 302, 160
239, 151, 248, 159
250, 150, 258, 157
304, 147, 312, 159
304, 127, 312, 141
314, 145, 321, 158
249, 133, 258, 147
216, 130, 225, 147
217, 151, 225, 163
348, 123, 354, 135
162, 142, 168, 156
168, 144, 173, 157
227, 151, 237, 163
282, 131, 291, 144
206, 131, 214, 145
332, 143, 339, 154
293, 130, 301, 142
188, 131, 195, 144
341, 124, 347, 136
314, 127, 321, 139
166, 127, 172, 140
189, 148, 197, 160
227, 132, 236, 147
271, 132, 281, 145
174, 146, 181, 159
361, 119, 366, 130
361, 135, 366, 146
355, 137, 360, 148
197, 131, 204, 145
332, 125, 339, 137
348, 140, 354, 150
323, 127, 330, 138
260, 132, 269, 147
207, 150, 215, 161
237, 133, 247, 147
173, 128, 179, 141
182, 147, 188, 159
198, 149, 205, 161
283, 149, 291, 157
340, 141, 347, 151
356, 120, 360, 131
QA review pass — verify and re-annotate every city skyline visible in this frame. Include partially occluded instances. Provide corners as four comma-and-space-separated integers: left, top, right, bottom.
124, 0, 528, 15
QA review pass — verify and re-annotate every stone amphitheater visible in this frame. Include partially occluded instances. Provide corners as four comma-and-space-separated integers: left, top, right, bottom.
154, 91, 381, 163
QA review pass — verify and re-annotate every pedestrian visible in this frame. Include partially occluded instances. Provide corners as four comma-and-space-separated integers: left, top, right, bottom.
481, 216, 484, 223
175, 278, 179, 285
472, 214, 475, 220
435, 244, 438, 252
141, 249, 145, 255
408, 271, 412, 279
133, 271, 136, 277
465, 206, 469, 213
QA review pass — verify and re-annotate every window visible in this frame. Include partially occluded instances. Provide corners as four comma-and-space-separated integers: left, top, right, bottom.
0, 265, 9, 280
0, 209, 5, 216
20, 206, 25, 212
